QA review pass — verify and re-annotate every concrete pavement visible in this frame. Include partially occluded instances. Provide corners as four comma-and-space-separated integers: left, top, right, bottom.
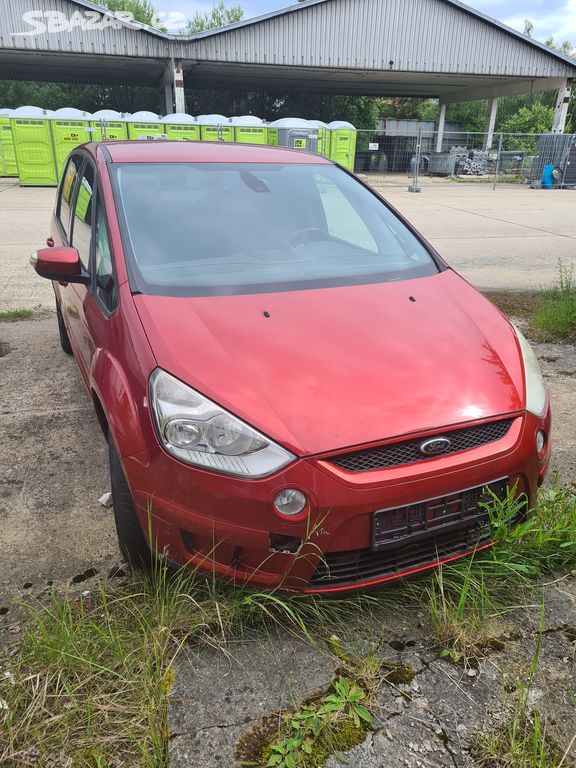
378, 183, 576, 291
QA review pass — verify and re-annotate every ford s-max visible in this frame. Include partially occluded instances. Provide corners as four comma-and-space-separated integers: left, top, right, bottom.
31, 141, 551, 593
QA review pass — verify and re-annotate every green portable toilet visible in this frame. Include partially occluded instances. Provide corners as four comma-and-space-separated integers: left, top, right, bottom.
197, 115, 234, 142
127, 111, 165, 140
51, 108, 92, 180
230, 116, 267, 144
10, 106, 57, 187
309, 120, 330, 157
0, 109, 18, 177
266, 122, 279, 146
327, 121, 357, 171
162, 113, 200, 141
90, 110, 129, 141
268, 118, 318, 153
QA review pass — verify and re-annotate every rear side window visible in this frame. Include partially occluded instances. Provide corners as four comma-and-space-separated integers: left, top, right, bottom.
57, 155, 81, 240
71, 161, 95, 270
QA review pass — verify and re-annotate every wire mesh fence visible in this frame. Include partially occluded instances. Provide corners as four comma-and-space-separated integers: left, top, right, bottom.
352, 129, 576, 190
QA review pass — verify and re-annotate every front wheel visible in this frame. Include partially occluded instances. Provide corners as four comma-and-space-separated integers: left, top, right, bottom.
108, 437, 152, 568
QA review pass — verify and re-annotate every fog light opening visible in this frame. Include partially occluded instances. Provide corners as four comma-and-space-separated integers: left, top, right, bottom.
274, 488, 307, 516
536, 429, 546, 455
269, 533, 302, 554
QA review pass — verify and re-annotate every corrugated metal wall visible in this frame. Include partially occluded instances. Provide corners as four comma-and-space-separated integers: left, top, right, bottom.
1, 0, 574, 79
188, 0, 575, 77
0, 0, 179, 58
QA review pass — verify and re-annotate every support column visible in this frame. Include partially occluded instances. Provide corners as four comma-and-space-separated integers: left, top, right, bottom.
484, 97, 498, 149
161, 58, 186, 115
435, 103, 446, 152
552, 79, 572, 134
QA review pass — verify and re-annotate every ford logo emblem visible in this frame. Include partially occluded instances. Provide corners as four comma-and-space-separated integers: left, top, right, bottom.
419, 437, 451, 456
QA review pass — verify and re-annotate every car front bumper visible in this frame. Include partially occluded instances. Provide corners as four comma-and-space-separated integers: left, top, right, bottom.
123, 408, 551, 593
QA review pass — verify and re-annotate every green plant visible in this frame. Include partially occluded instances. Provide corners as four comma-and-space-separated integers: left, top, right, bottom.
532, 261, 576, 342
0, 308, 33, 320
265, 677, 373, 768
424, 483, 576, 665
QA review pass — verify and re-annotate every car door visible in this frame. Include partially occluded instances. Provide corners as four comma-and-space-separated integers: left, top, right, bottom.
67, 156, 96, 382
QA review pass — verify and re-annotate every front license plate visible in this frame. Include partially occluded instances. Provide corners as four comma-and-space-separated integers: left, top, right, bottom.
371, 478, 509, 551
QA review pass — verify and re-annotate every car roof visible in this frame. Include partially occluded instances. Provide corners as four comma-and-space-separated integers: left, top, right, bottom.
95, 140, 331, 165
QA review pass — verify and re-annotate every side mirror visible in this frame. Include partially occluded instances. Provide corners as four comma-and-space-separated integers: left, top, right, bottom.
30, 246, 89, 285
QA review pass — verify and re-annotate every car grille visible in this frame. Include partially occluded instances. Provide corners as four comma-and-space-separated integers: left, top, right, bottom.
328, 418, 514, 473
309, 478, 517, 589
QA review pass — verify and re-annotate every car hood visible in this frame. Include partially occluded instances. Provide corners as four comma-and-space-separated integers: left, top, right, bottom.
134, 270, 524, 456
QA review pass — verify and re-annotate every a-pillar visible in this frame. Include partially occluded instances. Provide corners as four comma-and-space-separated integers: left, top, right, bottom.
161, 58, 186, 114
484, 97, 498, 149
552, 79, 572, 133
435, 103, 446, 152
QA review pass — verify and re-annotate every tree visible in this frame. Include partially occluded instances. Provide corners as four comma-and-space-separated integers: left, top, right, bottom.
501, 103, 554, 134
545, 36, 576, 59
186, 1, 244, 34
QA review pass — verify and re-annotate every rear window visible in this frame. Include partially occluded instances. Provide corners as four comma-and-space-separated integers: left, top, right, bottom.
112, 162, 438, 297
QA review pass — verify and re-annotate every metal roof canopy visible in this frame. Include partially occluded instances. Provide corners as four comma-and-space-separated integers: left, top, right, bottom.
1, 0, 575, 101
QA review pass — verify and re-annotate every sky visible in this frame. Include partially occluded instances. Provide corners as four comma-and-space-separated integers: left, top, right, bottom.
152, 0, 576, 43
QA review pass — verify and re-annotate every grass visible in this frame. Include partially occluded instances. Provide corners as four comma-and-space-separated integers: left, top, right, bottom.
0, 308, 34, 321
486, 260, 576, 343
531, 263, 576, 343
421, 485, 576, 666
0, 561, 374, 767
1, 485, 575, 766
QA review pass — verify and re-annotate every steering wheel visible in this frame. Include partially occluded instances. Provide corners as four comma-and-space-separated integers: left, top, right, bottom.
284, 227, 332, 249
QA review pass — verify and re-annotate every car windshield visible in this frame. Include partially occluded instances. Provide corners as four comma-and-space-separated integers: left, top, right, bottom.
112, 162, 439, 296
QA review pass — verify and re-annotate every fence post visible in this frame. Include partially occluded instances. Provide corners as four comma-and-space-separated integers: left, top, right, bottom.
492, 132, 503, 190
408, 126, 422, 193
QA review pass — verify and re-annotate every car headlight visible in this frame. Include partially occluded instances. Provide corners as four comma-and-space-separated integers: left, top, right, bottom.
149, 369, 295, 477
513, 326, 548, 417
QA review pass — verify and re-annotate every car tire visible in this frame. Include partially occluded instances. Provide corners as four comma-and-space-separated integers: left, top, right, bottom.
108, 437, 152, 569
56, 300, 73, 355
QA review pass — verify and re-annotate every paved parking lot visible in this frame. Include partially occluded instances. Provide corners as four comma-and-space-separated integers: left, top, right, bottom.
1, 178, 575, 311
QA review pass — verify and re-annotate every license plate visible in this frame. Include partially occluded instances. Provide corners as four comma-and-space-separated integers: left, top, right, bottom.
371, 478, 509, 551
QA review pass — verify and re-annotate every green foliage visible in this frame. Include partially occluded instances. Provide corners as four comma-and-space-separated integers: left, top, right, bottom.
0, 80, 160, 113
424, 482, 576, 666
0, 308, 33, 321
264, 677, 373, 768
532, 263, 576, 342
501, 103, 555, 134
186, 0, 244, 33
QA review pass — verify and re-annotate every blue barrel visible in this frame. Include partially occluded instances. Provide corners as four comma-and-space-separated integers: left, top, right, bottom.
542, 164, 560, 188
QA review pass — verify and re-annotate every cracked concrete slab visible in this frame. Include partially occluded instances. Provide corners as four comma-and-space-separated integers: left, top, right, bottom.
168, 578, 576, 767
169, 631, 338, 767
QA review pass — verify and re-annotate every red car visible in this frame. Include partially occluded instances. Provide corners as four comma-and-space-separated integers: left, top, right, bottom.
31, 141, 551, 593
